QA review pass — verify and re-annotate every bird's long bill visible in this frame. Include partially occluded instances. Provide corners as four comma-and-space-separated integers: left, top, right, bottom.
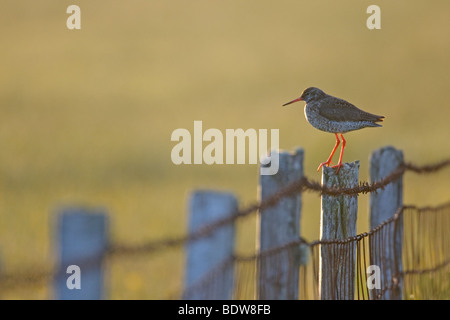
282, 97, 302, 106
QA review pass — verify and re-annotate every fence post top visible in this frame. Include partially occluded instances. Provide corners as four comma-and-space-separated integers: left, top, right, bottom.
261, 148, 304, 156
55, 206, 109, 231
322, 161, 360, 180
57, 206, 108, 216
190, 190, 238, 202
370, 146, 404, 160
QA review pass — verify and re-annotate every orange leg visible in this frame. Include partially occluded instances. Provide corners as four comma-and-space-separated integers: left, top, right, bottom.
317, 133, 340, 172
331, 134, 346, 174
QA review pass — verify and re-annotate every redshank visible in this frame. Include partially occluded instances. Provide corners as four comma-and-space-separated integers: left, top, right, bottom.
283, 87, 384, 173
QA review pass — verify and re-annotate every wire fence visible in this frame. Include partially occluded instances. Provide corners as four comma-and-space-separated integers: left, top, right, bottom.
182, 203, 450, 300
110, 158, 450, 256
0, 150, 449, 299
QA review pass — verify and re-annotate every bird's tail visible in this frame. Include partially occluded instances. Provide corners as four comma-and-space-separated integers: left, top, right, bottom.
365, 114, 384, 125
374, 115, 385, 123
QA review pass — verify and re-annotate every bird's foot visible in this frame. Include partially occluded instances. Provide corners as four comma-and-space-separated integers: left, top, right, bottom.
317, 160, 334, 172
331, 163, 343, 174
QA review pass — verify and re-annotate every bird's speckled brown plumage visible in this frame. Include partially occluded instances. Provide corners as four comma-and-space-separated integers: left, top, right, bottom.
282, 87, 385, 173
296, 87, 384, 133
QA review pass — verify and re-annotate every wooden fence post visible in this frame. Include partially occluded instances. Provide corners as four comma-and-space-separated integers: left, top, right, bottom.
370, 146, 404, 300
184, 190, 237, 300
319, 161, 359, 300
54, 207, 108, 300
258, 148, 304, 300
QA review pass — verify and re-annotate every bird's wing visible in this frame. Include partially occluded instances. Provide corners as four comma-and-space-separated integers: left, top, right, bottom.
318, 97, 384, 122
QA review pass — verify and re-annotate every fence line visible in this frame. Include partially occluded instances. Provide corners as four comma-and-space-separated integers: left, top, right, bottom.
184, 202, 450, 299
186, 203, 450, 300
1, 148, 450, 299
2, 203, 448, 298
109, 157, 450, 256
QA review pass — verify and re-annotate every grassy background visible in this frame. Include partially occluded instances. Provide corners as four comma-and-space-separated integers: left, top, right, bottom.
1, 1, 449, 299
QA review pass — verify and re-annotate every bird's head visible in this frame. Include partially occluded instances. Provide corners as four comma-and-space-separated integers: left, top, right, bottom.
282, 87, 326, 106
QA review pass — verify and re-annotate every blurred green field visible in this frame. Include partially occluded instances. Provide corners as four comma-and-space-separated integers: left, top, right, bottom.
1, 1, 450, 299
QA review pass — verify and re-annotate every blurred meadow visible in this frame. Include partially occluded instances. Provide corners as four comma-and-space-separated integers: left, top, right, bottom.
1, 1, 449, 299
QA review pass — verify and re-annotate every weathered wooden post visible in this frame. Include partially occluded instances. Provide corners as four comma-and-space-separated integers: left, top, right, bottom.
184, 191, 237, 300
370, 146, 404, 300
55, 207, 108, 300
319, 161, 359, 300
258, 148, 304, 300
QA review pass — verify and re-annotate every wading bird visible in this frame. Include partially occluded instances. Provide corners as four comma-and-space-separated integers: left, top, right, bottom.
283, 87, 384, 173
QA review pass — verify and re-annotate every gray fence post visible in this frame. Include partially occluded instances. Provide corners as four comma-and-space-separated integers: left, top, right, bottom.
370, 146, 404, 300
258, 148, 304, 300
320, 161, 359, 300
55, 207, 108, 300
184, 190, 237, 300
